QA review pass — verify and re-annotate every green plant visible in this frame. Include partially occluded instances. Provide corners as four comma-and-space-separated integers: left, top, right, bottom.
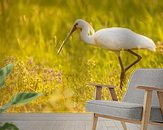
0, 64, 13, 88
0, 64, 42, 130
0, 123, 19, 130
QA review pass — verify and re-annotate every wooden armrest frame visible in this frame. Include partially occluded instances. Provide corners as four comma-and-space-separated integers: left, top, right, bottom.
87, 83, 118, 101
137, 86, 163, 92
137, 85, 163, 129
87, 83, 116, 89
137, 85, 163, 114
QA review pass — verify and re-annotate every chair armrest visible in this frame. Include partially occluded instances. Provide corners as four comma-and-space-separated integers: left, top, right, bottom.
87, 83, 118, 101
87, 83, 116, 89
137, 86, 163, 115
137, 86, 163, 92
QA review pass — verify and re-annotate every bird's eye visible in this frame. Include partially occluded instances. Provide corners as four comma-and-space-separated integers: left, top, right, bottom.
76, 23, 78, 26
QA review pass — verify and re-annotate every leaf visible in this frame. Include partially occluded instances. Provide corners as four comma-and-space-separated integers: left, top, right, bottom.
5, 64, 14, 75
0, 64, 14, 88
10, 92, 42, 105
0, 78, 5, 88
0, 92, 42, 113
0, 102, 12, 113
0, 123, 19, 130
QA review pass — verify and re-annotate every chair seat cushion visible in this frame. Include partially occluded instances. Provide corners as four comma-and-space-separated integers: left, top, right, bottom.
86, 100, 163, 122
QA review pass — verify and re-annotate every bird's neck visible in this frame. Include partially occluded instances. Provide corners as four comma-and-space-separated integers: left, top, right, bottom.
80, 26, 94, 44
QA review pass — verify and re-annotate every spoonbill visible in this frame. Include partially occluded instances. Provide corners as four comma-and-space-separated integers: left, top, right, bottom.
58, 19, 156, 89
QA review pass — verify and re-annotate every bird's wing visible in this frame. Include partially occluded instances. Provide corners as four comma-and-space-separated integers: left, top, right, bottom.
94, 27, 155, 51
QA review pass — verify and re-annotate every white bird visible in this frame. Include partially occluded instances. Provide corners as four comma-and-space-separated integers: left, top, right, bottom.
58, 19, 156, 89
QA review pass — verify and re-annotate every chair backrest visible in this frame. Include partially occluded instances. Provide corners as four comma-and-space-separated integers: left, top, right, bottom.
123, 68, 163, 107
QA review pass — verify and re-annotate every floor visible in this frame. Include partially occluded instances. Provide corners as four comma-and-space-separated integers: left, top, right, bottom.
0, 113, 141, 130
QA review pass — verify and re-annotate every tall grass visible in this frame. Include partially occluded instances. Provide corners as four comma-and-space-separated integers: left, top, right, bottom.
0, 0, 163, 112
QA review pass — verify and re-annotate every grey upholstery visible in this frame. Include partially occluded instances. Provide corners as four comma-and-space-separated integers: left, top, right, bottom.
123, 69, 163, 106
86, 100, 163, 122
86, 69, 163, 122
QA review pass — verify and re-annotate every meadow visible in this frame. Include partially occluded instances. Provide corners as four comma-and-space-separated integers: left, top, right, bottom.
0, 0, 163, 112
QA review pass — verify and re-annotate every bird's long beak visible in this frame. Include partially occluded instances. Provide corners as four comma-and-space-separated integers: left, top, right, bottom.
57, 25, 77, 54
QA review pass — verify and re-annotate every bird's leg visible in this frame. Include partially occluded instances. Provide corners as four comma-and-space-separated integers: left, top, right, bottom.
117, 50, 142, 90
125, 50, 142, 72
118, 56, 125, 90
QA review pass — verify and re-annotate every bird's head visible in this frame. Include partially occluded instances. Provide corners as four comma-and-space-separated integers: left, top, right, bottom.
57, 19, 94, 54
74, 19, 95, 34
74, 19, 87, 31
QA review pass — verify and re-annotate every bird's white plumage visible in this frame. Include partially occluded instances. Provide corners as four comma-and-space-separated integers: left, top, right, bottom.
73, 19, 156, 52
93, 27, 156, 51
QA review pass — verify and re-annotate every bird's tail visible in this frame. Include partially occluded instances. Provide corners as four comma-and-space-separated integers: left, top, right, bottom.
147, 39, 156, 51
139, 35, 156, 51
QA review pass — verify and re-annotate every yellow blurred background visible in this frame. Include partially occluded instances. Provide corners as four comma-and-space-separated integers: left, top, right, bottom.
0, 0, 163, 112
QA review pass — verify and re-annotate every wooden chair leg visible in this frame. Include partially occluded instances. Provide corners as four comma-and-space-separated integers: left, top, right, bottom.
121, 121, 127, 130
157, 91, 163, 114
108, 88, 118, 101
92, 113, 98, 130
141, 90, 152, 130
